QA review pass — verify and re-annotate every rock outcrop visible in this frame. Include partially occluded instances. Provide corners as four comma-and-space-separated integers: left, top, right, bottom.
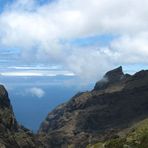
38, 66, 148, 148
0, 85, 43, 148
94, 66, 125, 90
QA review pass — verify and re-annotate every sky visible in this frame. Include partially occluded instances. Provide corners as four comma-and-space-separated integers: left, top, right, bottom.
0, 0, 148, 83
0, 0, 148, 131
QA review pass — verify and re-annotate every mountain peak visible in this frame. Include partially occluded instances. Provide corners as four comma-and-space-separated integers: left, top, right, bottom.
105, 66, 123, 80
94, 66, 124, 90
38, 67, 148, 147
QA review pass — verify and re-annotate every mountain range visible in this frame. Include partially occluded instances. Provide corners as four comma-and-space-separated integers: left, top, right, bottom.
1, 66, 148, 148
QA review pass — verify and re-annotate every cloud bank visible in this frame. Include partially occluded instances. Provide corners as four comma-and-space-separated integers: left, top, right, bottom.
0, 0, 148, 81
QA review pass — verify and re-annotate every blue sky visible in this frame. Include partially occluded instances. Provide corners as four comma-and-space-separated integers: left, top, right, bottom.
0, 0, 148, 132
0, 0, 148, 82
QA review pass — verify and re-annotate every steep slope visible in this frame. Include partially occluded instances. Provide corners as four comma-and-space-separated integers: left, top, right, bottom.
38, 66, 148, 148
0, 85, 43, 148
87, 118, 148, 148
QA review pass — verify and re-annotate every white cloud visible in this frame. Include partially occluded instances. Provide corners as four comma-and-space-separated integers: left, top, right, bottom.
29, 87, 45, 98
0, 69, 74, 76
0, 0, 148, 82
66, 47, 113, 81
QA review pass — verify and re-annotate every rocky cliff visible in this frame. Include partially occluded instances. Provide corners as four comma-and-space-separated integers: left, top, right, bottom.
0, 85, 43, 148
38, 66, 148, 148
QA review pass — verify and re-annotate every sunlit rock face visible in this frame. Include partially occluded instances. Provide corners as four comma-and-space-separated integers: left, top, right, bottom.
39, 67, 148, 148
0, 85, 18, 131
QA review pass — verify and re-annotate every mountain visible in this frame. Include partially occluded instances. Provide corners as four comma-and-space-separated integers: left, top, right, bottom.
1, 66, 148, 148
0, 85, 43, 148
87, 118, 148, 148
38, 66, 148, 148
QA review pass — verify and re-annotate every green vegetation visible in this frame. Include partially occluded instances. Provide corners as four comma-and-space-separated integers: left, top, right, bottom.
86, 142, 104, 148
87, 119, 148, 148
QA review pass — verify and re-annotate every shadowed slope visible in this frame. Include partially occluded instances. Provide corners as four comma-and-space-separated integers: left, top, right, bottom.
38, 66, 148, 148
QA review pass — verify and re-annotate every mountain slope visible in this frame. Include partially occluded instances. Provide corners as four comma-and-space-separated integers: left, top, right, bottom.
38, 66, 148, 148
87, 118, 148, 148
0, 85, 43, 148
1, 66, 148, 148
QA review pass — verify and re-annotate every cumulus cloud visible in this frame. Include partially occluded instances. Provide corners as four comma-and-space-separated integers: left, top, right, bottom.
29, 87, 45, 98
0, 0, 148, 81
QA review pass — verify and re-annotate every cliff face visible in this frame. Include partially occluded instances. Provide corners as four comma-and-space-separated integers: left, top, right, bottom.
94, 66, 125, 90
0, 85, 43, 148
38, 66, 148, 148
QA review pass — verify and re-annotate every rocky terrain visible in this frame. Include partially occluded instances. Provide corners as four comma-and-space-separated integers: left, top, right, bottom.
38, 66, 148, 148
0, 85, 43, 148
1, 66, 148, 148
87, 118, 148, 148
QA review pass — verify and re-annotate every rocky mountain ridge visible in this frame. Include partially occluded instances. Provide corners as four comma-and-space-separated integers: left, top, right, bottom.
1, 66, 148, 148
38, 66, 148, 148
